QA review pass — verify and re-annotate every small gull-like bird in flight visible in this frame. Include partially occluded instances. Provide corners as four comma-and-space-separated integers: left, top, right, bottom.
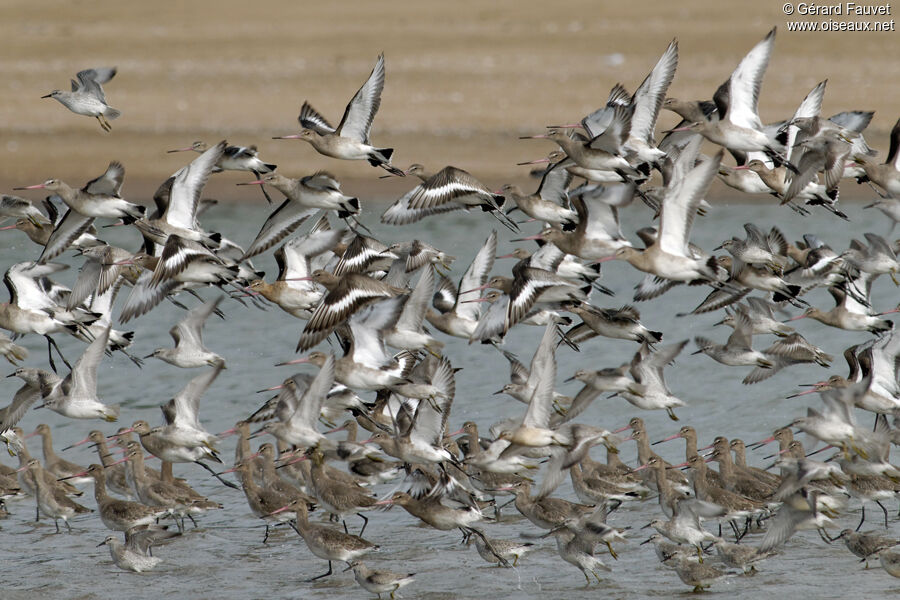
42, 67, 121, 131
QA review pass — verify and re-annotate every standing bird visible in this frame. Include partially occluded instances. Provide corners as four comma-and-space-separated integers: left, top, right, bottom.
41, 68, 120, 131
270, 499, 379, 582
346, 561, 415, 599
881, 550, 900, 578
466, 531, 535, 566
273, 54, 404, 176
97, 525, 180, 573
666, 556, 734, 593
836, 529, 900, 567
17, 457, 91, 532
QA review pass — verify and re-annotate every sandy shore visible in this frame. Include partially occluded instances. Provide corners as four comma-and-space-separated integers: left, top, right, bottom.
0, 0, 897, 201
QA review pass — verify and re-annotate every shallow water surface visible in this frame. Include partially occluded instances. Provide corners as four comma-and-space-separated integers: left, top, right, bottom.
0, 199, 897, 599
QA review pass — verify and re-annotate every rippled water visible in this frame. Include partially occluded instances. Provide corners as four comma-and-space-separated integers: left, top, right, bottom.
1, 199, 899, 599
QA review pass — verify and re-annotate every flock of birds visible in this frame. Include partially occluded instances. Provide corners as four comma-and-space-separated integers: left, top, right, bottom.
3, 25, 900, 596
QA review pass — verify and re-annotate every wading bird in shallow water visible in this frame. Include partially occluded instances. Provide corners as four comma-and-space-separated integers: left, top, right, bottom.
270, 499, 379, 581
97, 525, 180, 572
346, 561, 415, 599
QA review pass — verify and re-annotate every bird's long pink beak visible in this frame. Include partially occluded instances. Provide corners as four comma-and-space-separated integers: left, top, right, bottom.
13, 184, 47, 190
519, 134, 549, 140
257, 383, 283, 392
236, 180, 265, 186
805, 444, 834, 457
273, 134, 302, 140
276, 356, 310, 367
276, 455, 308, 469
0, 224, 18, 231
749, 437, 777, 450
460, 284, 490, 294
652, 433, 681, 445
265, 504, 294, 516
517, 158, 550, 166
61, 436, 92, 451
58, 470, 90, 481
167, 147, 195, 153
786, 386, 824, 399
248, 426, 269, 439
107, 427, 134, 439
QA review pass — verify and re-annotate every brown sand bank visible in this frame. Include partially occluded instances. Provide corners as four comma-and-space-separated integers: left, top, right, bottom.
0, 0, 897, 202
